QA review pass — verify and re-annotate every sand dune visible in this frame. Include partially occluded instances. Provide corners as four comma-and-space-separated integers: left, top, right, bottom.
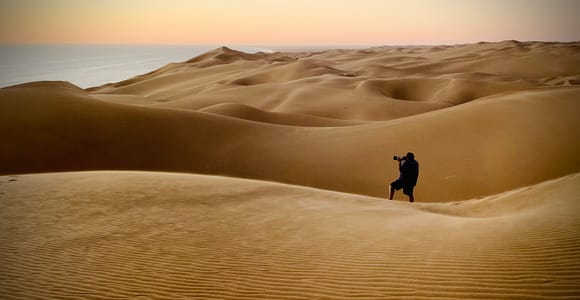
1, 81, 578, 201
355, 76, 536, 105
88, 42, 579, 120
1, 41, 580, 299
1, 171, 579, 299
199, 102, 365, 127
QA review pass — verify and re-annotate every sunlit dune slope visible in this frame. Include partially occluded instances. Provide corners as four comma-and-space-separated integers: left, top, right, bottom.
1, 171, 579, 299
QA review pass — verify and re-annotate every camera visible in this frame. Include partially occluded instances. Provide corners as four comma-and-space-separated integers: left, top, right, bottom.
393, 155, 406, 161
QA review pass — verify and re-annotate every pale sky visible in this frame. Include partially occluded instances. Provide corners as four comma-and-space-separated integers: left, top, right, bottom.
0, 0, 579, 45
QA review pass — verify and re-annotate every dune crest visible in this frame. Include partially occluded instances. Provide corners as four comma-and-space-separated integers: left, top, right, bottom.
186, 46, 266, 67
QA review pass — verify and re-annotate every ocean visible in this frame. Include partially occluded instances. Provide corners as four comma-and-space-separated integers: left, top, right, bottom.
0, 45, 271, 89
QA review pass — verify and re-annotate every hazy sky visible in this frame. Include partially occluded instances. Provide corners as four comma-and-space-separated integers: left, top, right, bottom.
1, 0, 579, 45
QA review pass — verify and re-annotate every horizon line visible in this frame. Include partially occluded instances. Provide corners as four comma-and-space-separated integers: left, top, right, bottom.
1, 39, 579, 47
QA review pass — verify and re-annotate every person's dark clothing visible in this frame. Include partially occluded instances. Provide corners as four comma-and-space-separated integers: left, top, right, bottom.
390, 159, 419, 196
400, 159, 419, 186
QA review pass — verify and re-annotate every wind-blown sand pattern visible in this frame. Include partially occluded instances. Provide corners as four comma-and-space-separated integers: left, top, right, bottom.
1, 41, 580, 299
1, 172, 579, 299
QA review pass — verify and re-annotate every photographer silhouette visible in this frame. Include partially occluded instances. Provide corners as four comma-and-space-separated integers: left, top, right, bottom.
389, 152, 419, 202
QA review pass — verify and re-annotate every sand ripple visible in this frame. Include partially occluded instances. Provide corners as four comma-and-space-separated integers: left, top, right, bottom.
1, 172, 579, 299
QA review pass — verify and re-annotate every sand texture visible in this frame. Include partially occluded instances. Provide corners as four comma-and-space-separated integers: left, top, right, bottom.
1, 41, 580, 298
1, 172, 579, 299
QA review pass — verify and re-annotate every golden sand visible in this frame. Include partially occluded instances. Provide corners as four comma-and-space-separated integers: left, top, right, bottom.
1, 41, 579, 298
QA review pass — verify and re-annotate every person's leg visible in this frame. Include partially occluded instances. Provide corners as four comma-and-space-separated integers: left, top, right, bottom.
389, 185, 395, 200
404, 186, 414, 203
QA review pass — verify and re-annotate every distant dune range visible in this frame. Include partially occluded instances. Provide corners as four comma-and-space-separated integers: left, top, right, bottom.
1, 41, 580, 298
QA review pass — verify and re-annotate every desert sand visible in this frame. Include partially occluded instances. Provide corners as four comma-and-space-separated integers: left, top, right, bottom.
1, 41, 579, 299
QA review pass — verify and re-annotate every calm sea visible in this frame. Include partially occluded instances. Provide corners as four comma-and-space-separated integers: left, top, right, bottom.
0, 45, 271, 89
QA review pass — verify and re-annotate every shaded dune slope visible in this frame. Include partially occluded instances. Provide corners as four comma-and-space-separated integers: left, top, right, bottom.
356, 77, 536, 105
1, 81, 578, 202
1, 171, 579, 299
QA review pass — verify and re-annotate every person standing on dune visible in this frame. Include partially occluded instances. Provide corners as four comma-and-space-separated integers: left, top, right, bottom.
389, 152, 419, 203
